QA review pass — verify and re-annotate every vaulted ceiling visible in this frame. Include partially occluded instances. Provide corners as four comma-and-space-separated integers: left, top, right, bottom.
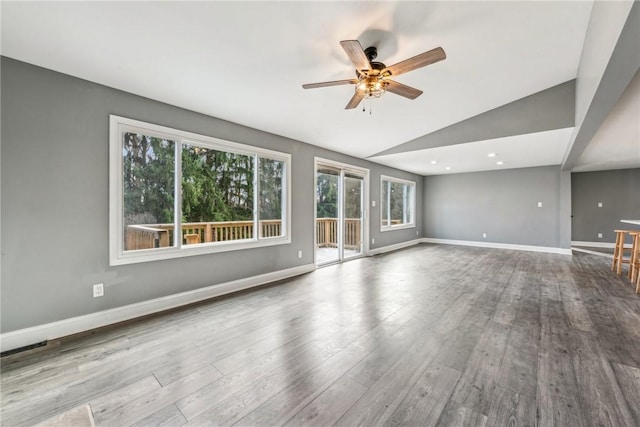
2, 1, 638, 175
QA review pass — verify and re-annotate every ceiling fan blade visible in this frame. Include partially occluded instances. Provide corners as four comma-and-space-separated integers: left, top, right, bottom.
302, 79, 358, 89
386, 80, 423, 100
383, 47, 446, 77
340, 40, 371, 71
345, 91, 365, 109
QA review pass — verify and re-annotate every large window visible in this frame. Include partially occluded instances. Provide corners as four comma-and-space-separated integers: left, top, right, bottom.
380, 176, 415, 231
110, 116, 290, 265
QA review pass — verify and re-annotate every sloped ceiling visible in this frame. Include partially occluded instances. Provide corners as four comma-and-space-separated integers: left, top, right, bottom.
1, 1, 636, 175
573, 68, 640, 172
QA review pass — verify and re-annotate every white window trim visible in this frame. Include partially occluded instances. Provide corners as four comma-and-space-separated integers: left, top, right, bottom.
109, 115, 291, 266
380, 175, 416, 232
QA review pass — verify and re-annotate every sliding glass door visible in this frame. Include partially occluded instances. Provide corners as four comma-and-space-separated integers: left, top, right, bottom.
343, 173, 364, 259
315, 161, 366, 265
316, 167, 340, 264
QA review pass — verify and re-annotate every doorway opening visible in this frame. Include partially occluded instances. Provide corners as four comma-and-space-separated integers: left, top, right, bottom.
315, 159, 369, 266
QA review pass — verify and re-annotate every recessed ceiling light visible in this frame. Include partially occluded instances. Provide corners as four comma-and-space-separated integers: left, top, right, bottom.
445, 166, 451, 170
430, 160, 438, 165
488, 153, 496, 158
496, 161, 504, 165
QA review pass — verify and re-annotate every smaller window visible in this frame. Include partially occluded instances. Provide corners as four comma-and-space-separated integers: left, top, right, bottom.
380, 176, 415, 231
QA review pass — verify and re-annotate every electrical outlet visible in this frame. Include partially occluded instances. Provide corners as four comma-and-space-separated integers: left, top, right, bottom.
597, 233, 603, 239
93, 283, 104, 298
372, 238, 375, 245
597, 202, 603, 207
482, 233, 487, 238
537, 202, 543, 208
297, 250, 302, 259
416, 230, 419, 236
371, 200, 376, 207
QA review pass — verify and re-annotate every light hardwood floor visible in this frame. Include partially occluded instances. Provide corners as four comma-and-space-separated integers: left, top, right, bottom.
2, 244, 639, 426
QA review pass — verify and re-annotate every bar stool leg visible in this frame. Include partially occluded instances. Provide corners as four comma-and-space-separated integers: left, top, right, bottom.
612, 231, 622, 272
613, 230, 632, 276
629, 232, 639, 281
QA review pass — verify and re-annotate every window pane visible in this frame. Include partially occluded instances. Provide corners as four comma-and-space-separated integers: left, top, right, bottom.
344, 175, 362, 219
390, 181, 405, 225
181, 144, 254, 244
316, 170, 339, 219
316, 170, 339, 260
405, 184, 414, 224
344, 176, 363, 257
381, 180, 389, 227
259, 157, 284, 238
123, 133, 175, 251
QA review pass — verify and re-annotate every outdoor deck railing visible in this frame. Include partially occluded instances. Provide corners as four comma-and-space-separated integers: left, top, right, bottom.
315, 218, 361, 250
126, 218, 363, 251
125, 220, 282, 250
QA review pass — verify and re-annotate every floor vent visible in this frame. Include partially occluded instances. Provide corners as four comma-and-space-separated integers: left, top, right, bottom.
1, 340, 47, 357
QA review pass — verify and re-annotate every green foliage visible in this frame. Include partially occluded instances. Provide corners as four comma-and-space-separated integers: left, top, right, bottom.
316, 172, 363, 219
316, 173, 338, 218
259, 158, 283, 220
389, 181, 406, 221
123, 133, 175, 226
181, 145, 254, 222
344, 176, 362, 218
123, 134, 284, 226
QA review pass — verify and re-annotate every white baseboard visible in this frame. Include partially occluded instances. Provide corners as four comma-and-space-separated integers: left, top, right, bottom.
571, 241, 631, 249
421, 238, 572, 255
368, 239, 422, 256
571, 247, 613, 258
1, 263, 316, 353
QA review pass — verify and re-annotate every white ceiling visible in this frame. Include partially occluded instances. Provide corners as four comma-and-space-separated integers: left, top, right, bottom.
3, 1, 633, 176
374, 127, 575, 175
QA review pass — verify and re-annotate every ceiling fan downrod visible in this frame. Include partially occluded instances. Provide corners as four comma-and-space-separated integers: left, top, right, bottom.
364, 46, 378, 62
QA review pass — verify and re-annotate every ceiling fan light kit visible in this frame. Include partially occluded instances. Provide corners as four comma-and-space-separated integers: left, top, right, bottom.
302, 39, 446, 110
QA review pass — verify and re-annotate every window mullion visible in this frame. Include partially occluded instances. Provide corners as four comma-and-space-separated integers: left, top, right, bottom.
386, 181, 391, 228
403, 184, 408, 225
253, 154, 259, 241
282, 161, 287, 238
175, 140, 183, 249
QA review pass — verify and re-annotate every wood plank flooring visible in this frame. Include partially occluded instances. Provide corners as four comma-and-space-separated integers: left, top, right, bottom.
1, 244, 639, 426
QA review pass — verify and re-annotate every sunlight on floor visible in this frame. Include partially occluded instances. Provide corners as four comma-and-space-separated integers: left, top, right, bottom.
316, 247, 361, 264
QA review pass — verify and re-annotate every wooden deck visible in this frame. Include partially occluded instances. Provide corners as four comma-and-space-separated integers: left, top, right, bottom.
1, 244, 639, 426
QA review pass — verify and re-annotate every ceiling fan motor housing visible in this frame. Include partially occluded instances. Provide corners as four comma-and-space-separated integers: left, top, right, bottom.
364, 46, 378, 62
363, 46, 387, 71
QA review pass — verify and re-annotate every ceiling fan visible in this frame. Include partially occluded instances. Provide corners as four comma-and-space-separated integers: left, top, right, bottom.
302, 40, 446, 110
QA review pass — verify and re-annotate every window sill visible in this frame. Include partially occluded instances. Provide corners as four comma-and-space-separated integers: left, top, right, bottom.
110, 236, 291, 266
380, 224, 416, 233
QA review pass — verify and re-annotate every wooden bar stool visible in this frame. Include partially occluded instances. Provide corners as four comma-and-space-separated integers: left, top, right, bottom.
636, 245, 640, 294
628, 231, 640, 290
612, 230, 634, 275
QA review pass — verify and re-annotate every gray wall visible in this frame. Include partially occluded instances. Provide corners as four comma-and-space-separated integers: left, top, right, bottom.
373, 80, 575, 157
0, 57, 422, 333
422, 166, 571, 249
571, 168, 640, 243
